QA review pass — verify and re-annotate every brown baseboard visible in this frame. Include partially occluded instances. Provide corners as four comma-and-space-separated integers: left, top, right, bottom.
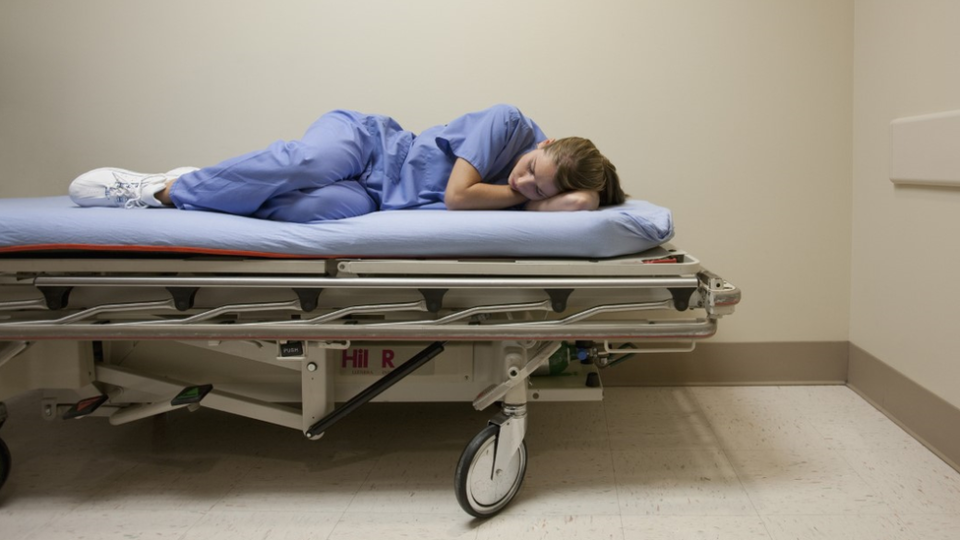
847, 343, 960, 472
601, 341, 849, 386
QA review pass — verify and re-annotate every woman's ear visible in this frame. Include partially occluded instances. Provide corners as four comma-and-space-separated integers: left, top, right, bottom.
537, 138, 556, 150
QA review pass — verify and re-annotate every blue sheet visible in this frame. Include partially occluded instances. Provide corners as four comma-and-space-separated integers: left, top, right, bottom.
0, 196, 673, 258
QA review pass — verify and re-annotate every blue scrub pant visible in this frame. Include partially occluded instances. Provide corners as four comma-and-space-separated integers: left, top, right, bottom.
169, 111, 382, 223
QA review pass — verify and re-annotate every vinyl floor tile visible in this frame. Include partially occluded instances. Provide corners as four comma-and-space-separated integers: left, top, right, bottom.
0, 386, 957, 540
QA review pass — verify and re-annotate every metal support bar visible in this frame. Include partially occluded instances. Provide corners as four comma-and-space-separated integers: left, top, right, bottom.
0, 298, 48, 312
136, 299, 301, 325
502, 300, 673, 327
95, 364, 303, 430
270, 300, 427, 326
0, 340, 29, 369
304, 341, 446, 438
108, 399, 194, 426
0, 318, 719, 341
379, 300, 553, 327
602, 340, 696, 354
33, 299, 176, 326
34, 275, 700, 290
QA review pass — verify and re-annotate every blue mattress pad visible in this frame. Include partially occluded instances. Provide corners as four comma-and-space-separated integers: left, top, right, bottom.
0, 196, 673, 259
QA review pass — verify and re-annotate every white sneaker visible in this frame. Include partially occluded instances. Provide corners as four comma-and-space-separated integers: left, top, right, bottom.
69, 167, 198, 208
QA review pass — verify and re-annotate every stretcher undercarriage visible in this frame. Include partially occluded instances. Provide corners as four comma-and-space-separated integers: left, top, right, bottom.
0, 245, 739, 517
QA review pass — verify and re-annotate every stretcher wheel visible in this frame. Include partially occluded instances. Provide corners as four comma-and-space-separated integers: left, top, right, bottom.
0, 438, 10, 490
454, 424, 527, 518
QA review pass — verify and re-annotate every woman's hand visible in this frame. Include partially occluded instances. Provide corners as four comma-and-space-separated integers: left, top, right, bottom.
525, 190, 600, 212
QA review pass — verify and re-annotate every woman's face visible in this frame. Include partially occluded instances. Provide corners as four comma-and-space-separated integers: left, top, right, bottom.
508, 147, 560, 201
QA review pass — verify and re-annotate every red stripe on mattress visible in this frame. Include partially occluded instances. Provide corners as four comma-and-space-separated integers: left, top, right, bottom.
0, 243, 335, 259
0, 243, 482, 260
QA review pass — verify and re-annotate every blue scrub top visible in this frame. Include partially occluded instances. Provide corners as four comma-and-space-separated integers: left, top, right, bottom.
375, 104, 548, 211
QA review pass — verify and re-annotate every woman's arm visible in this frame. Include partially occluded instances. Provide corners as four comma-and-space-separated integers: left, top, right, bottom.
444, 158, 528, 210
525, 190, 600, 212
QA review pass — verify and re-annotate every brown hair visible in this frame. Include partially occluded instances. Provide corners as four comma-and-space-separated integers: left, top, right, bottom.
542, 137, 627, 206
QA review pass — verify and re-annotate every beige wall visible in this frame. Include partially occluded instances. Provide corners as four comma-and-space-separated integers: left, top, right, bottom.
851, 1, 960, 409
0, 1, 854, 343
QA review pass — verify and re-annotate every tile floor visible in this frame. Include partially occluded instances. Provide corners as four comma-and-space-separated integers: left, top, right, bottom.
1, 385, 959, 539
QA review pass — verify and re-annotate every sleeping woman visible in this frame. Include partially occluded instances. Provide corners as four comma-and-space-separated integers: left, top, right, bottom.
69, 104, 626, 222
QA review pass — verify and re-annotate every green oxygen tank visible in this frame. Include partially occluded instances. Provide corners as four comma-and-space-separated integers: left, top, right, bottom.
532, 342, 573, 376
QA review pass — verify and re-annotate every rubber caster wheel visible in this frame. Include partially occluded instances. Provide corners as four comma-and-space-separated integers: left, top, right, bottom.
454, 424, 527, 518
0, 438, 10, 490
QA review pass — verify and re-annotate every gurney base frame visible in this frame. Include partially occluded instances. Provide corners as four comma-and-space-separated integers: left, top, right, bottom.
0, 248, 740, 517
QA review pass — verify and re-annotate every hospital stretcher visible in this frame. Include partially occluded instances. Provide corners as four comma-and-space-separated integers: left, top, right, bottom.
0, 196, 738, 516
0, 245, 738, 516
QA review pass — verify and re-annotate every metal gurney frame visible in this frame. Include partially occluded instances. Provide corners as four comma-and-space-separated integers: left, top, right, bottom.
0, 243, 740, 517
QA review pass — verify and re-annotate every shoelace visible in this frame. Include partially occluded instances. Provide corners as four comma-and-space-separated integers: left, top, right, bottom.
106, 175, 166, 209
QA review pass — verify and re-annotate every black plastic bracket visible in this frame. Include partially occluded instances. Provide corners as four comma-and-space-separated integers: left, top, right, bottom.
171, 384, 214, 406
668, 287, 696, 311
166, 287, 199, 312
62, 395, 109, 420
419, 289, 448, 313
293, 288, 323, 312
546, 289, 574, 313
38, 286, 73, 310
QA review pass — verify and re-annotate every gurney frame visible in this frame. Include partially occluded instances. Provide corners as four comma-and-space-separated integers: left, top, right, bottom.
0, 246, 739, 517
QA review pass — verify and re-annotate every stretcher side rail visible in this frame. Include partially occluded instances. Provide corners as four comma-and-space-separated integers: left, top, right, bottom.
0, 270, 739, 341
0, 318, 721, 341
